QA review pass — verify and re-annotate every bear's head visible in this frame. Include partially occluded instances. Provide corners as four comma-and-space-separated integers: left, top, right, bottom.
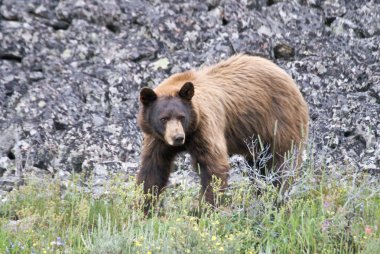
138, 82, 196, 146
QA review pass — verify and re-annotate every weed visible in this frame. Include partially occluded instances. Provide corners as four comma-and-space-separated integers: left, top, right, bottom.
1, 155, 379, 253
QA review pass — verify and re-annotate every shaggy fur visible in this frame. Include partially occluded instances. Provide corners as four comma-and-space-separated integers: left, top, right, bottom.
137, 54, 309, 210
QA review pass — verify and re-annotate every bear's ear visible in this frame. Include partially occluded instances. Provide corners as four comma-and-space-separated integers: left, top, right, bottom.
140, 87, 157, 106
178, 82, 194, 100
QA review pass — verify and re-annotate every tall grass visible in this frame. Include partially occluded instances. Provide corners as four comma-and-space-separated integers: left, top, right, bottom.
1, 159, 379, 253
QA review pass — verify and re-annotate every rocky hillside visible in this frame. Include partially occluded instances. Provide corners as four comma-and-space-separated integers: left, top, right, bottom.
0, 0, 379, 196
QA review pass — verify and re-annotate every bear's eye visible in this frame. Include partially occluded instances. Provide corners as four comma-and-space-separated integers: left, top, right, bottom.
160, 117, 169, 124
178, 116, 185, 122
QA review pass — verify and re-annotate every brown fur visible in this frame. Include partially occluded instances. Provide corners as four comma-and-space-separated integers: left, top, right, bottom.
137, 54, 309, 210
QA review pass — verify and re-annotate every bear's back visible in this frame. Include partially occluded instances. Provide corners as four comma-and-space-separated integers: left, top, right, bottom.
195, 54, 308, 156
155, 54, 297, 100
154, 54, 308, 156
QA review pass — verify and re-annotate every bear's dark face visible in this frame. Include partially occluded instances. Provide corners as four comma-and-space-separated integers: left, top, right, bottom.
139, 82, 195, 146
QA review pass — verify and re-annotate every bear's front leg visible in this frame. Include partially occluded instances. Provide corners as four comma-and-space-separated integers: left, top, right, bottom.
197, 159, 229, 206
189, 135, 230, 206
137, 136, 178, 213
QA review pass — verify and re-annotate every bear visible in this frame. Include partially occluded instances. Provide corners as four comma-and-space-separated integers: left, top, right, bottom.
136, 54, 309, 211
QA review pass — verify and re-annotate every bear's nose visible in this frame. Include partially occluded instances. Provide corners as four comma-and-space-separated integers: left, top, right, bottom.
173, 135, 185, 146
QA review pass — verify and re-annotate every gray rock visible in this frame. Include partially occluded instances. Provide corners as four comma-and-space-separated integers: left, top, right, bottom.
3, 217, 36, 233
0, 0, 379, 195
273, 43, 295, 59
0, 176, 24, 192
0, 157, 12, 177
0, 125, 18, 157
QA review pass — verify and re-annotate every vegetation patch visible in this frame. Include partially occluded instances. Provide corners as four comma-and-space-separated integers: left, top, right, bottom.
1, 162, 379, 253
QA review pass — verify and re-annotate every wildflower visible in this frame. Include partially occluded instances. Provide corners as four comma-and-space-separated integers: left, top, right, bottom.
51, 237, 65, 247
219, 246, 224, 251
147, 251, 152, 254
212, 220, 220, 225
212, 235, 217, 241
134, 240, 142, 247
321, 220, 331, 232
365, 226, 373, 235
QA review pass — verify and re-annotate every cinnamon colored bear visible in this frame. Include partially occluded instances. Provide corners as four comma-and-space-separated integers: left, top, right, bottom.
137, 54, 308, 210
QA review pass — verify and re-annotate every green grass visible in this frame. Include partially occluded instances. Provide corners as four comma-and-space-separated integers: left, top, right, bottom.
1, 163, 379, 254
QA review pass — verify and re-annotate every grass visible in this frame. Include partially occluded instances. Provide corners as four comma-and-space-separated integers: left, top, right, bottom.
1, 159, 380, 254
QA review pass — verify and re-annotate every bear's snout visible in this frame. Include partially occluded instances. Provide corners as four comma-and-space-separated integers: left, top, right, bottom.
164, 119, 185, 146
173, 134, 185, 146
